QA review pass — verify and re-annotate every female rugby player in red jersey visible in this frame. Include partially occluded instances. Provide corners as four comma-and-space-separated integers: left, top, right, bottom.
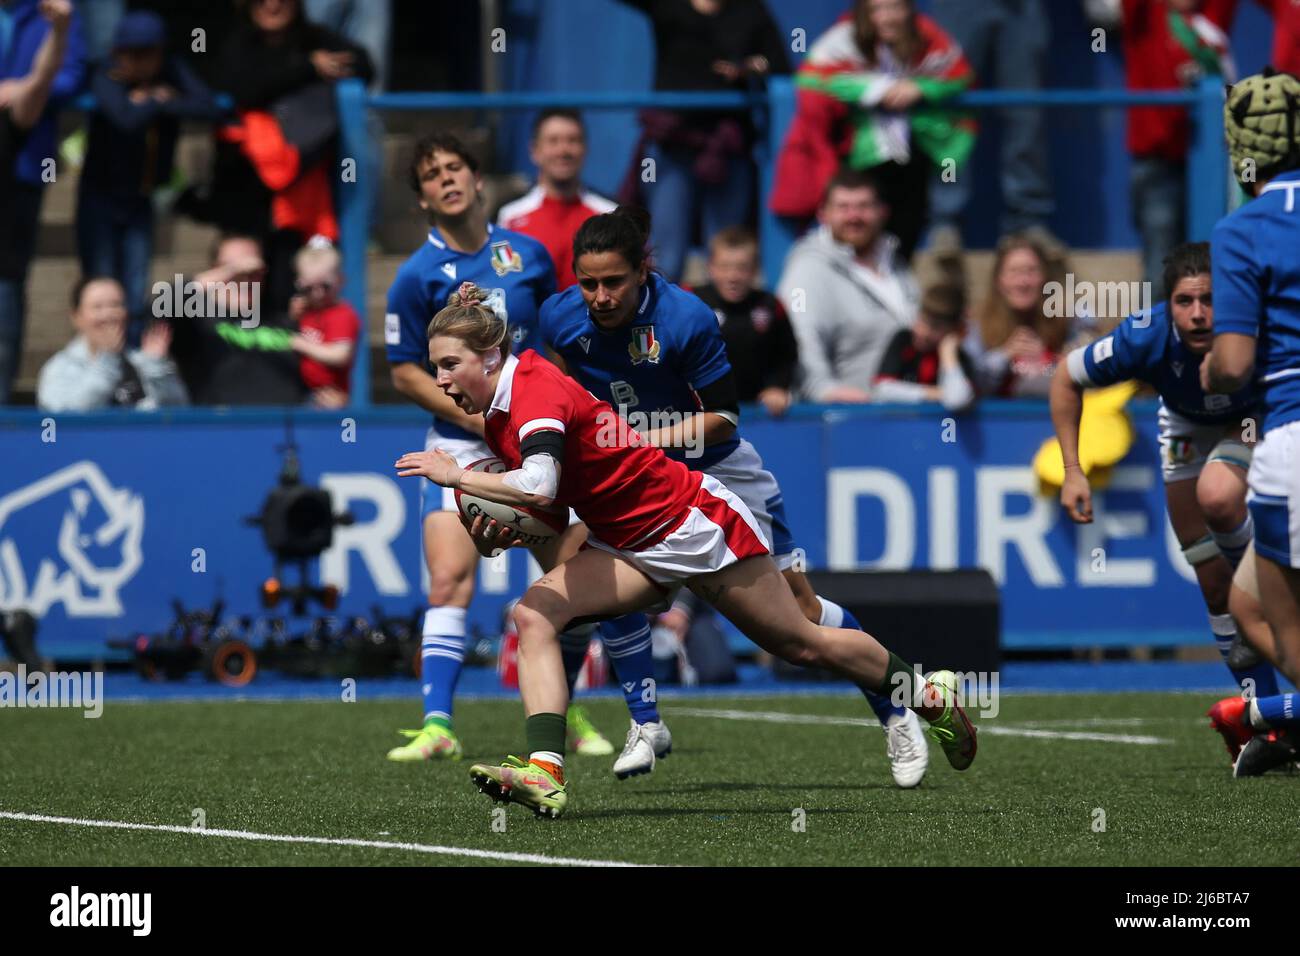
395, 285, 977, 818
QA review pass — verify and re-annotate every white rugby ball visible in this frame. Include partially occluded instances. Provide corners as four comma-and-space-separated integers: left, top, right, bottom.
453, 458, 567, 549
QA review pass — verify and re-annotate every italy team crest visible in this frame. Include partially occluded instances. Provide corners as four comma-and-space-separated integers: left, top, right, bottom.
490, 240, 523, 276
628, 325, 661, 365
1165, 437, 1196, 467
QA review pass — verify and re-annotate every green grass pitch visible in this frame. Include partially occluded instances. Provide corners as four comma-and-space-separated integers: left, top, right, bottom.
1, 692, 1296, 866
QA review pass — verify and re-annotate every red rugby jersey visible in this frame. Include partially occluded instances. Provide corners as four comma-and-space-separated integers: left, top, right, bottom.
1121, 0, 1238, 161
498, 186, 616, 289
483, 351, 703, 550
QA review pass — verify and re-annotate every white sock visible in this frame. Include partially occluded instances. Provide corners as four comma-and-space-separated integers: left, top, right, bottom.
1248, 698, 1270, 731
530, 750, 564, 768
816, 595, 842, 628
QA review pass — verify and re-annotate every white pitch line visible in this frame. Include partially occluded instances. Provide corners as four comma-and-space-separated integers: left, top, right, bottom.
669, 706, 1171, 746
0, 811, 649, 867
978, 725, 1169, 745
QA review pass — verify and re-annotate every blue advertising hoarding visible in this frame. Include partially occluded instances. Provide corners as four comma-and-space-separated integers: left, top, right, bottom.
0, 401, 1208, 657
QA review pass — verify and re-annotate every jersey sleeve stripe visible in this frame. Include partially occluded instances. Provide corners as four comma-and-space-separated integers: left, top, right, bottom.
1066, 345, 1094, 387
519, 417, 566, 439
520, 429, 565, 462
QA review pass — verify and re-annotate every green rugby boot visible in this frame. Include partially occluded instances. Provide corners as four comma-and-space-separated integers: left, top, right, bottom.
923, 670, 978, 771
386, 724, 463, 762
567, 704, 614, 756
469, 756, 568, 819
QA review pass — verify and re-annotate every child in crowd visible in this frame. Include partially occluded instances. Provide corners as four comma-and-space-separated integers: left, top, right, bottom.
289, 238, 359, 408
874, 282, 977, 411
691, 226, 798, 417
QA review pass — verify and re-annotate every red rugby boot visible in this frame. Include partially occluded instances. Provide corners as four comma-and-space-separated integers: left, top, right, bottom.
1207, 696, 1253, 764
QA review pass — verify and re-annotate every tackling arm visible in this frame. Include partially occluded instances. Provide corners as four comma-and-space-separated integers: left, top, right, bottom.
1205, 333, 1256, 394
640, 370, 739, 449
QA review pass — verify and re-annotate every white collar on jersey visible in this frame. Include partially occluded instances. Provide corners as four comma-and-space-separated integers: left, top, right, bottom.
486, 352, 520, 418
1261, 178, 1300, 212
427, 222, 495, 251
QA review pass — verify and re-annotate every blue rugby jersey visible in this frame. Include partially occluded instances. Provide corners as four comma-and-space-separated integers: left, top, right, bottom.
1212, 169, 1300, 433
385, 224, 555, 439
540, 272, 739, 469
1067, 301, 1256, 424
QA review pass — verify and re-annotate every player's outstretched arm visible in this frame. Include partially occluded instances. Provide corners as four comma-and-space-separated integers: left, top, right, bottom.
1049, 360, 1093, 523
394, 450, 559, 511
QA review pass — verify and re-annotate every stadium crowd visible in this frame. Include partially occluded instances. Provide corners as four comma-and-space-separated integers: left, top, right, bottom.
0, 0, 1295, 410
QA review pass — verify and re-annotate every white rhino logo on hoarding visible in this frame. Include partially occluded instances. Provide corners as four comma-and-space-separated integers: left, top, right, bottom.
0, 462, 144, 616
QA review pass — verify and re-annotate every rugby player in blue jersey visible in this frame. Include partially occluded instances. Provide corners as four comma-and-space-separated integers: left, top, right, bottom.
1051, 242, 1283, 764
538, 207, 936, 788
1203, 70, 1300, 776
383, 134, 661, 768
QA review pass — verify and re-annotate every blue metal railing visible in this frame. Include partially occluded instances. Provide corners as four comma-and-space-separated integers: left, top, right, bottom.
336, 76, 1228, 407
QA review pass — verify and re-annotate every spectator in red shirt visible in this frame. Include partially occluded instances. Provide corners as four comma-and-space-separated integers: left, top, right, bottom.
289, 238, 359, 407
1254, 0, 1300, 74
497, 109, 615, 289
1121, 0, 1238, 296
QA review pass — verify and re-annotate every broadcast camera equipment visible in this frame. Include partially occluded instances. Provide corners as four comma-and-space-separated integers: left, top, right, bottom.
108, 599, 259, 687
0, 609, 40, 670
245, 419, 354, 616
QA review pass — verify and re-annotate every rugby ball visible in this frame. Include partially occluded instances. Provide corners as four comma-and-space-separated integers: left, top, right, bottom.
453, 458, 568, 548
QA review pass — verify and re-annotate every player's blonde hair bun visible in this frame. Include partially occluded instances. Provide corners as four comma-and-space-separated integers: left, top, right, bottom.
447, 281, 489, 309
428, 281, 509, 356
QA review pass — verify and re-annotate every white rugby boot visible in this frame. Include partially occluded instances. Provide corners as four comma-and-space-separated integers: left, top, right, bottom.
612, 718, 672, 779
883, 709, 929, 788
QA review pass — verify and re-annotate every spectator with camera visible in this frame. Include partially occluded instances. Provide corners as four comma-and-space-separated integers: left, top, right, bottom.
167, 233, 306, 405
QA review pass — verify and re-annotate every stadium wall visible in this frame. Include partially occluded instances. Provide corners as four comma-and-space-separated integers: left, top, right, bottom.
0, 401, 1209, 659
